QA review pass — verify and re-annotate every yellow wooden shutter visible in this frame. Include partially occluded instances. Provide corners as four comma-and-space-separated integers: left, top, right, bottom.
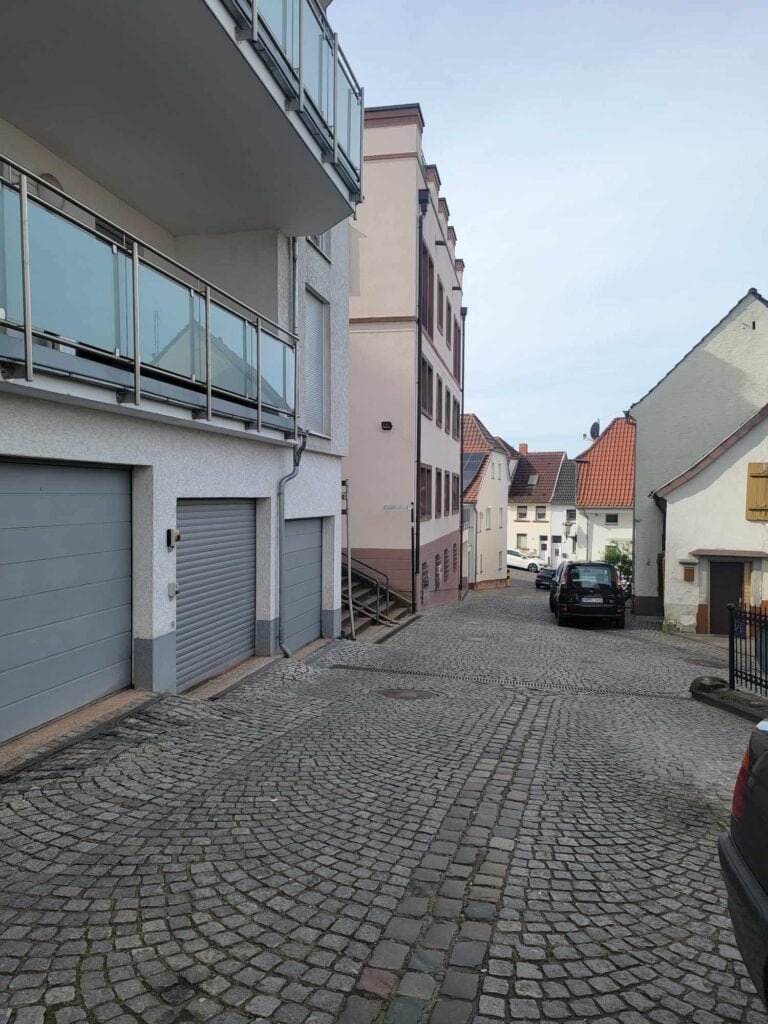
746, 462, 768, 521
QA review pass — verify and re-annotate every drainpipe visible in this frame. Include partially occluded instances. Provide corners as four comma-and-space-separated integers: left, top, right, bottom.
458, 304, 467, 596
278, 432, 309, 657
413, 188, 430, 614
277, 235, 306, 658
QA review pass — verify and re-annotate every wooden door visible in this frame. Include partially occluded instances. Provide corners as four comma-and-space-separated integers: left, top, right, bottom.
709, 561, 744, 635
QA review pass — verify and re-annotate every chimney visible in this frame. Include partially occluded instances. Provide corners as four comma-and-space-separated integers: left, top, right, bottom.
519, 443, 528, 456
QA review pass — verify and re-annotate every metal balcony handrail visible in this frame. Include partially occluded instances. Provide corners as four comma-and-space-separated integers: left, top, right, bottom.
222, 0, 363, 193
0, 153, 296, 344
0, 152, 298, 427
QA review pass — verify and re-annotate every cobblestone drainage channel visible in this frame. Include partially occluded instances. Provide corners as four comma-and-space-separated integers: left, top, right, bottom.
375, 687, 438, 700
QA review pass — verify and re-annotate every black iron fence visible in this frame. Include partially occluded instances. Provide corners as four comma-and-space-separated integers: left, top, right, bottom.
729, 604, 768, 695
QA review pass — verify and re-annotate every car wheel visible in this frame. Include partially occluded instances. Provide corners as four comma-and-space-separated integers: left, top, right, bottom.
527, 563, 538, 572
556, 608, 567, 626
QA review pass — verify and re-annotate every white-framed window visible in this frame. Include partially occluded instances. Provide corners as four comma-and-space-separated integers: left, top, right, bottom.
486, 506, 491, 530
566, 508, 576, 521
499, 507, 503, 528
606, 513, 619, 525
498, 550, 503, 570
308, 230, 331, 258
304, 289, 330, 434
516, 533, 527, 548
517, 505, 528, 520
536, 506, 546, 520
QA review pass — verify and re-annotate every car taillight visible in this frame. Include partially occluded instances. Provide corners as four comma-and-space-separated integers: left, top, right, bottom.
562, 566, 570, 586
732, 746, 752, 820
613, 567, 621, 588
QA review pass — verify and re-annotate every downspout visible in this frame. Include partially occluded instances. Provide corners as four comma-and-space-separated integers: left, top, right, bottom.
458, 304, 467, 596
413, 189, 430, 613
278, 431, 308, 657
277, 235, 305, 658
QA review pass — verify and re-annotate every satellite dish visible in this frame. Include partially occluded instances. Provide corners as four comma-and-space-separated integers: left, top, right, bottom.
589, 420, 600, 440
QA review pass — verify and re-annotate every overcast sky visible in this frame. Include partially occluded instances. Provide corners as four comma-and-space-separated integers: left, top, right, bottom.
332, 0, 768, 455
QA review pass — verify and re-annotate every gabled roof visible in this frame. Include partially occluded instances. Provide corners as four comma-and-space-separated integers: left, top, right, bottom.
576, 417, 635, 508
462, 414, 508, 504
494, 436, 519, 460
552, 458, 577, 505
629, 288, 768, 411
509, 451, 565, 503
463, 413, 506, 454
656, 402, 768, 498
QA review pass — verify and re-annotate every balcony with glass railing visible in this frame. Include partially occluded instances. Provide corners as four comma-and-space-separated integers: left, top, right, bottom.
223, 0, 363, 198
0, 157, 297, 434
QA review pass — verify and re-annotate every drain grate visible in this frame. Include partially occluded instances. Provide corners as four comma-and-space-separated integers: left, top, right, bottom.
375, 688, 436, 701
330, 664, 689, 701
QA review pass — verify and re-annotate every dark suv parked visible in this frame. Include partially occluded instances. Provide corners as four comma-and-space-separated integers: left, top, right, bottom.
719, 720, 768, 1010
549, 560, 626, 627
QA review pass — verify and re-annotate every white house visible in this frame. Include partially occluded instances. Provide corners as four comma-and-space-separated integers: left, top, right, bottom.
508, 446, 576, 566
0, 1, 364, 741
630, 289, 768, 615
462, 415, 513, 588
575, 417, 635, 562
656, 404, 768, 634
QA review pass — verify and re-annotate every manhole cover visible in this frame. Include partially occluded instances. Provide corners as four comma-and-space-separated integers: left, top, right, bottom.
375, 688, 436, 701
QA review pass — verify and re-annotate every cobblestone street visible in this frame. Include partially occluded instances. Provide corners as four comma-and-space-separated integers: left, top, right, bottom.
0, 577, 764, 1024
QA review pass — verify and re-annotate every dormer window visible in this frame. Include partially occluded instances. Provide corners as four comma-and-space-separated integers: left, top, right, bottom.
528, 473, 539, 485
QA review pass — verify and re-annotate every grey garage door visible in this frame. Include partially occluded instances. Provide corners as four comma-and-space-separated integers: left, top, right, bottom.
175, 500, 256, 691
284, 517, 323, 652
0, 461, 132, 743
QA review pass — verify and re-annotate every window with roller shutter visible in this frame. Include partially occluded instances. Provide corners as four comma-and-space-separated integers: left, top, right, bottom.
304, 289, 330, 435
746, 462, 768, 521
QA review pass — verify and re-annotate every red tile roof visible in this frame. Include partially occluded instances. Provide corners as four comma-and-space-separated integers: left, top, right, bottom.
576, 417, 635, 508
508, 451, 565, 503
463, 413, 504, 454
462, 414, 507, 503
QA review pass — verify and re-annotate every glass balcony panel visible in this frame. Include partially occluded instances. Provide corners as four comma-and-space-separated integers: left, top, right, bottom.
0, 183, 23, 325
210, 301, 254, 398
302, 1, 331, 121
139, 263, 205, 381
260, 0, 299, 65
261, 331, 295, 413
28, 199, 133, 355
336, 72, 352, 159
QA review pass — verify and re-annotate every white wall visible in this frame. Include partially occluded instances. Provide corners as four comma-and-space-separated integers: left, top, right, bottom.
472, 456, 510, 584
576, 509, 633, 561
664, 420, 768, 630
632, 293, 768, 607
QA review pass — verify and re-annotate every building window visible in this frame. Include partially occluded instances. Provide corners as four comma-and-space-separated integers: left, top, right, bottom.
304, 289, 330, 435
436, 376, 443, 427
536, 506, 546, 520
453, 319, 461, 381
517, 506, 528, 520
479, 509, 484, 530
419, 465, 432, 520
479, 553, 483, 573
445, 471, 450, 516
540, 535, 548, 553
486, 506, 492, 530
435, 469, 442, 518
445, 389, 451, 434
453, 543, 458, 571
446, 301, 452, 349
444, 547, 449, 579
499, 507, 503, 528
452, 473, 460, 514
435, 553, 441, 589
605, 513, 619, 525
572, 536, 577, 553
566, 508, 576, 521
747, 463, 768, 521
516, 533, 527, 548
498, 550, 503, 570
437, 279, 444, 333
551, 535, 562, 544
421, 245, 434, 337
420, 357, 433, 416
452, 399, 460, 439
308, 231, 331, 258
